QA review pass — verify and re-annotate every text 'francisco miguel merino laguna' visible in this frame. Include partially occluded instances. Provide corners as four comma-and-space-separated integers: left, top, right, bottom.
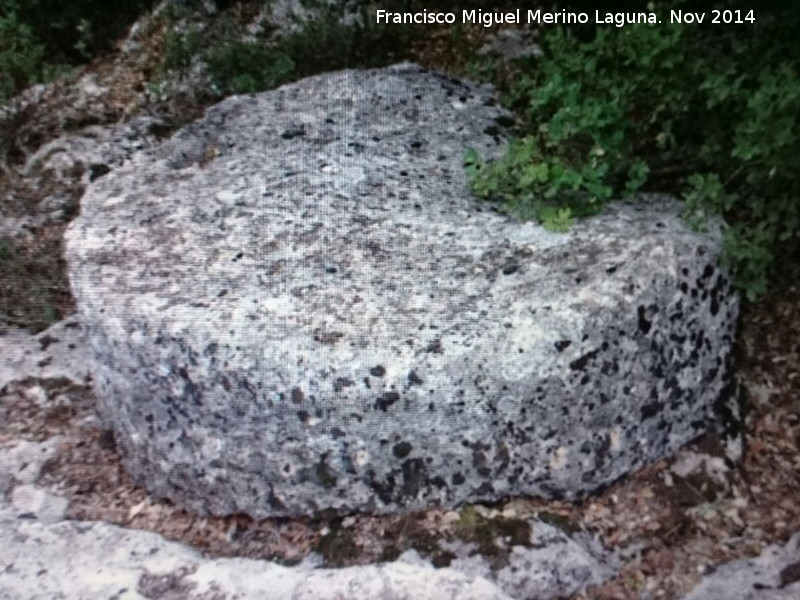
375, 9, 755, 27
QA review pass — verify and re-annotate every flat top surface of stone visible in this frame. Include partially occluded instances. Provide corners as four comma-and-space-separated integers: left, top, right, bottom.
66, 64, 717, 379
69, 65, 538, 351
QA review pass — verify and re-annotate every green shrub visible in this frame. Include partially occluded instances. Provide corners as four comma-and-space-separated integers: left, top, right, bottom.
0, 0, 153, 100
0, 2, 45, 100
205, 41, 295, 95
160, 29, 203, 74
276, 1, 415, 78
158, 0, 417, 96
10, 0, 155, 64
158, 14, 296, 96
467, 3, 800, 299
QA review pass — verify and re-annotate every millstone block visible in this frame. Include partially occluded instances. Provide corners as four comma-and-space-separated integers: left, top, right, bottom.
65, 64, 739, 517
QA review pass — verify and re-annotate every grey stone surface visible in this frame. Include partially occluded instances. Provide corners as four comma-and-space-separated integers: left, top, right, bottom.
0, 494, 617, 600
0, 505, 515, 600
679, 532, 800, 600
0, 318, 615, 599
21, 114, 159, 184
0, 439, 61, 493
0, 113, 161, 243
0, 317, 92, 390
65, 63, 739, 518
9, 485, 69, 524
22, 115, 161, 216
445, 521, 613, 599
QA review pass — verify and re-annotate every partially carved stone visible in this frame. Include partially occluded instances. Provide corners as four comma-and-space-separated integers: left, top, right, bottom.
65, 64, 739, 517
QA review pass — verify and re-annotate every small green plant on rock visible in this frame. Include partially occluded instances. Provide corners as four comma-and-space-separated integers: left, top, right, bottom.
315, 521, 360, 567
452, 506, 532, 568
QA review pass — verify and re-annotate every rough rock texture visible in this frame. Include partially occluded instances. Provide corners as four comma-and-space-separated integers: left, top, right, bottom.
65, 63, 739, 518
0, 112, 162, 242
0, 505, 513, 600
0, 316, 92, 389
9, 485, 69, 524
20, 114, 161, 192
0, 439, 61, 497
0, 319, 615, 600
0, 506, 612, 600
0, 478, 612, 600
445, 521, 613, 599
678, 533, 800, 600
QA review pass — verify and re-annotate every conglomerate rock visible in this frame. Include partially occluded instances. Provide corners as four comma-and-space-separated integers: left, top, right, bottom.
65, 63, 739, 518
